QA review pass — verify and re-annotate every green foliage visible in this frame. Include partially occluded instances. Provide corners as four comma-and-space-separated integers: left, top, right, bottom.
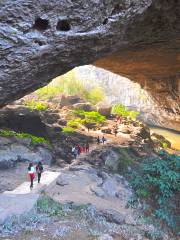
83, 87, 105, 105
0, 129, 50, 146
33, 71, 105, 105
72, 110, 106, 129
24, 99, 48, 112
67, 118, 81, 129
162, 142, 168, 149
37, 197, 64, 216
37, 196, 89, 217
111, 104, 139, 119
62, 127, 75, 134
73, 110, 105, 123
130, 151, 180, 230
35, 86, 61, 100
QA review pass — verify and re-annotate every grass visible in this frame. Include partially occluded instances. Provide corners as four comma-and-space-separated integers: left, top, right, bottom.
37, 196, 64, 216
37, 196, 90, 217
24, 99, 48, 112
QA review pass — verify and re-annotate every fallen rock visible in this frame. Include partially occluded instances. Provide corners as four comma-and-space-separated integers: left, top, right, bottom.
56, 177, 69, 186
151, 132, 171, 148
137, 126, 151, 140
60, 95, 84, 108
97, 106, 112, 117
98, 209, 125, 225
101, 127, 112, 134
90, 185, 105, 198
72, 102, 95, 111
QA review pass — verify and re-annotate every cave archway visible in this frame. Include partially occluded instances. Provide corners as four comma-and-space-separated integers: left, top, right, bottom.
0, 0, 179, 114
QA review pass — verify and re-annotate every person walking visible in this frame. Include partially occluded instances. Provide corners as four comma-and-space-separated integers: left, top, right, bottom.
36, 161, 43, 184
82, 144, 86, 153
102, 136, 106, 144
76, 144, 81, 155
28, 162, 36, 190
72, 146, 78, 159
85, 141, 89, 153
97, 136, 100, 145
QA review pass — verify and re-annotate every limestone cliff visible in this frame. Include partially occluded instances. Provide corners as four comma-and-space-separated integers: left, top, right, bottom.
0, 0, 179, 115
75, 65, 180, 131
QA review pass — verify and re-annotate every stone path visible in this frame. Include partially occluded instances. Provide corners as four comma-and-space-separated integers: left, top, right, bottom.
0, 139, 125, 226
0, 170, 60, 224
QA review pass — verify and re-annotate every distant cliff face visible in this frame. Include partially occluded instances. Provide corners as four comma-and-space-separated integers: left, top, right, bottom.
75, 65, 180, 131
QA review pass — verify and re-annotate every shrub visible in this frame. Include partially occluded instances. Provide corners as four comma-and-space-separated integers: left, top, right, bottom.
162, 142, 168, 149
72, 110, 106, 129
0, 129, 51, 146
73, 110, 105, 122
130, 151, 180, 230
24, 99, 48, 112
84, 111, 106, 123
67, 119, 81, 129
37, 196, 64, 216
62, 127, 75, 134
84, 87, 105, 105
111, 104, 139, 119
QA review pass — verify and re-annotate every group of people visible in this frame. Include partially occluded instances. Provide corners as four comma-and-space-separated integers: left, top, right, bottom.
28, 161, 43, 190
72, 142, 89, 159
96, 136, 107, 144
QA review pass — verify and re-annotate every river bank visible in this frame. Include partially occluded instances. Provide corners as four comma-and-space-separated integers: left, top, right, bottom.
149, 126, 180, 151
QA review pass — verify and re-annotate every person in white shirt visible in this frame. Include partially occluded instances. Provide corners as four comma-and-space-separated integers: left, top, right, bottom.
28, 162, 36, 189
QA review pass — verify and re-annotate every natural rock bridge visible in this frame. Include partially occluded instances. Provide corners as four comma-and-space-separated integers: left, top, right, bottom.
0, 0, 179, 114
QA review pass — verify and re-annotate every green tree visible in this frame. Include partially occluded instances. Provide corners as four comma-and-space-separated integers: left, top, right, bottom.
111, 104, 139, 119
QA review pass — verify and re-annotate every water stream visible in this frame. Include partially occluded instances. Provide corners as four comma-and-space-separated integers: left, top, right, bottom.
149, 126, 180, 150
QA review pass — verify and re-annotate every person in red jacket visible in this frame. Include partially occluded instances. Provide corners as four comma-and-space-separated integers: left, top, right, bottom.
85, 142, 89, 152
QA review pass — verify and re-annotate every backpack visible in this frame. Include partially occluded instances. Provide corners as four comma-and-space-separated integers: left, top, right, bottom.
37, 165, 43, 173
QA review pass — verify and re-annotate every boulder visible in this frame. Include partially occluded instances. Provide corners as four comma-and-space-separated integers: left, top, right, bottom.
72, 102, 96, 111
120, 127, 132, 134
104, 150, 119, 172
0, 137, 52, 169
51, 123, 62, 132
101, 127, 112, 134
0, 106, 48, 138
151, 133, 171, 148
138, 126, 151, 139
58, 119, 67, 126
97, 106, 112, 117
98, 209, 125, 224
56, 176, 69, 186
90, 185, 105, 198
60, 95, 84, 108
